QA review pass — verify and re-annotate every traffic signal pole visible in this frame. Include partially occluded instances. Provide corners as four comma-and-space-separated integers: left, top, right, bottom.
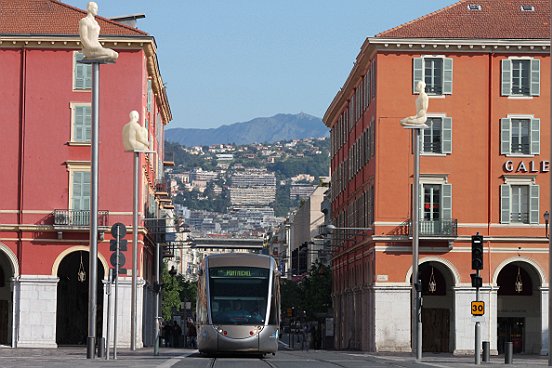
471, 234, 484, 365
475, 267, 481, 365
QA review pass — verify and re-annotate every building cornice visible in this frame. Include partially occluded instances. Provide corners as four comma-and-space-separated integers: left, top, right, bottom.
323, 37, 551, 127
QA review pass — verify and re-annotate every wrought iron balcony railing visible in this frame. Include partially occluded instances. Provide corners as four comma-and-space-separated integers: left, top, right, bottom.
53, 209, 109, 227
408, 218, 458, 237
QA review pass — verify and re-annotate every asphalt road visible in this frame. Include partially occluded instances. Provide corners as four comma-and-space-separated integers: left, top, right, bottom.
0, 347, 550, 368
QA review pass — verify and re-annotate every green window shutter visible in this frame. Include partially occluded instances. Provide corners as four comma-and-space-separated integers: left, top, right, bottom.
529, 184, 540, 224
441, 184, 452, 220
500, 118, 511, 155
74, 105, 92, 142
500, 184, 511, 224
530, 59, 540, 96
413, 58, 423, 94
72, 171, 91, 211
530, 118, 540, 155
74, 52, 91, 90
443, 58, 453, 94
501, 59, 512, 96
442, 117, 453, 154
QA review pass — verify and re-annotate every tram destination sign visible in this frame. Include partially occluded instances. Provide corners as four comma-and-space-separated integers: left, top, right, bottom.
210, 267, 268, 278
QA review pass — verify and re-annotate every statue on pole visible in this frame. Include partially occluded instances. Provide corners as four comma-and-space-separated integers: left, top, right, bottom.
79, 1, 119, 62
122, 111, 150, 152
400, 81, 429, 128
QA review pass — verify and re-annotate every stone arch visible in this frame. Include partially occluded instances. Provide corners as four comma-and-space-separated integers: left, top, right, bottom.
492, 256, 546, 287
0, 243, 19, 277
404, 256, 461, 286
51, 246, 109, 278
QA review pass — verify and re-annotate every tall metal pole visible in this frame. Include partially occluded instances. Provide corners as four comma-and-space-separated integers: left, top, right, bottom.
412, 128, 422, 361
87, 62, 100, 359
114, 227, 120, 359
154, 241, 160, 356
475, 269, 481, 365
131, 152, 139, 350
548, 2, 552, 363
105, 269, 112, 360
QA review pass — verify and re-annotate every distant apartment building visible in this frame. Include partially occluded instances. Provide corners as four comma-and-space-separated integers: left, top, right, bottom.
230, 169, 276, 187
229, 169, 276, 207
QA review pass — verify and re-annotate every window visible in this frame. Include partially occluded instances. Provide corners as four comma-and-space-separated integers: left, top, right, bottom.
71, 103, 92, 143
501, 58, 540, 96
71, 171, 90, 211
500, 117, 540, 155
501, 182, 539, 224
147, 79, 153, 112
419, 181, 452, 234
422, 116, 452, 154
413, 57, 453, 95
73, 52, 92, 90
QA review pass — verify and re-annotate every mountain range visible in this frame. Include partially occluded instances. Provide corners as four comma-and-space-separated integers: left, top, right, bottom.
165, 113, 329, 146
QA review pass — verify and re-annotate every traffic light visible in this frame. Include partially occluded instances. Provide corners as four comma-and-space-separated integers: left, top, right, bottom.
470, 273, 482, 288
471, 234, 484, 270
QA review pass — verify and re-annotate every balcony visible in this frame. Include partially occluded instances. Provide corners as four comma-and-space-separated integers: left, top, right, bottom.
407, 218, 458, 237
155, 181, 169, 197
53, 209, 109, 227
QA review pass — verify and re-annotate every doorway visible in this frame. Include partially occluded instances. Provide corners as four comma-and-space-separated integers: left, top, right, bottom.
56, 251, 104, 345
0, 250, 14, 345
497, 317, 524, 354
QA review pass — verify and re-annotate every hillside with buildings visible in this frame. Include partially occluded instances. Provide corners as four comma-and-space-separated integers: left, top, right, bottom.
165, 137, 329, 237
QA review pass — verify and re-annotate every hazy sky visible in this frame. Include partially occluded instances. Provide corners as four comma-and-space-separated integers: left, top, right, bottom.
67, 0, 458, 129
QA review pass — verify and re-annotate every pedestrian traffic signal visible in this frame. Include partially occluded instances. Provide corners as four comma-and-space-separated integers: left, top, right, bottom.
471, 235, 483, 270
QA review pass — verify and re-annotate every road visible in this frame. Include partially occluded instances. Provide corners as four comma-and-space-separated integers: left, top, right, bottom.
0, 347, 550, 368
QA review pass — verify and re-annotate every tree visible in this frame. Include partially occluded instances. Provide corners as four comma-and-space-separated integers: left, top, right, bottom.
161, 262, 182, 321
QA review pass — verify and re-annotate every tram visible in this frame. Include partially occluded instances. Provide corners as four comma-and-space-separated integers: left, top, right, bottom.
196, 253, 281, 355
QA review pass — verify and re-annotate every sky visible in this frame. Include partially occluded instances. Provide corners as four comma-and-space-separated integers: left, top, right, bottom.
66, 0, 458, 129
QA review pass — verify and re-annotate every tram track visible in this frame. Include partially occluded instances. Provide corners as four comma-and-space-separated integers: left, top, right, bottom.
207, 357, 217, 368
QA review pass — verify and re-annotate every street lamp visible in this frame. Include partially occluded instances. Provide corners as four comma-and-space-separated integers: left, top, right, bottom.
544, 211, 549, 238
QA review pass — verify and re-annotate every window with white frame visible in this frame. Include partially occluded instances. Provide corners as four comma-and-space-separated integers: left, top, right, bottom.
419, 178, 452, 222
73, 52, 92, 90
500, 178, 539, 224
71, 170, 91, 211
71, 103, 92, 143
413, 56, 453, 95
500, 116, 540, 155
422, 116, 452, 154
501, 58, 540, 97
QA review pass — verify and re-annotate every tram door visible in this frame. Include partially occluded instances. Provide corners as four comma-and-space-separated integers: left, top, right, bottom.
497, 317, 524, 354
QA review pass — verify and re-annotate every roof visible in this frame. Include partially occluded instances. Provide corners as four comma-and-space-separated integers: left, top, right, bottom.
377, 0, 550, 39
0, 0, 147, 36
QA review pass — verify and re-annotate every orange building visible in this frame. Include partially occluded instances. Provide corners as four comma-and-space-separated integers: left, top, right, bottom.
324, 0, 551, 354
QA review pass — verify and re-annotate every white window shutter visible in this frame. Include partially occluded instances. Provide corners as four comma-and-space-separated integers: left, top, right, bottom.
530, 59, 540, 96
529, 184, 540, 224
441, 184, 452, 219
419, 184, 424, 220
442, 117, 452, 154
443, 58, 453, 94
500, 118, 511, 155
500, 185, 511, 224
413, 58, 423, 94
530, 118, 540, 155
501, 59, 512, 96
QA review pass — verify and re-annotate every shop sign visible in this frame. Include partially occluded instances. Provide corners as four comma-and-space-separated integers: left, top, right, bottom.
503, 160, 550, 173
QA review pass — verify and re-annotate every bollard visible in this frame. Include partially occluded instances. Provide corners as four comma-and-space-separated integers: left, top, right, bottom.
504, 341, 513, 364
97, 337, 106, 358
482, 341, 490, 363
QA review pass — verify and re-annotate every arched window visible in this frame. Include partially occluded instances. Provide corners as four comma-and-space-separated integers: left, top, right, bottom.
0, 266, 5, 287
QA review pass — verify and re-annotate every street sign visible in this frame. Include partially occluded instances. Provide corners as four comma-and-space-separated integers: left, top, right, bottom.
471, 301, 485, 316
111, 222, 127, 238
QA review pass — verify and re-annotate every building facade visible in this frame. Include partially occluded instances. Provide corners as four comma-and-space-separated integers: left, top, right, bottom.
0, 0, 172, 348
324, 0, 551, 354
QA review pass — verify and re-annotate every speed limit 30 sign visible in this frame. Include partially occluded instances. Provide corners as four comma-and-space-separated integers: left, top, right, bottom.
471, 301, 485, 316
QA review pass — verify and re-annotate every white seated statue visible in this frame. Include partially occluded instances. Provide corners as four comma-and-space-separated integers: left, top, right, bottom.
400, 80, 429, 128
79, 2, 118, 62
122, 111, 149, 152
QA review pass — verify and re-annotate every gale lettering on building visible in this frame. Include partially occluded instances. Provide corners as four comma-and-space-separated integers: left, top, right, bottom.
503, 160, 550, 173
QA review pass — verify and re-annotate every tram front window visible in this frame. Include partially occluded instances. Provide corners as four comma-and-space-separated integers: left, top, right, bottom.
209, 267, 269, 325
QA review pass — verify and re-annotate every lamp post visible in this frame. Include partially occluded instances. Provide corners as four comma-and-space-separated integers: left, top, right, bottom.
549, 2, 552, 363
544, 211, 549, 238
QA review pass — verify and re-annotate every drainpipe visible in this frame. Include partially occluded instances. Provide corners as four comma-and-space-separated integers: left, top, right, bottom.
17, 48, 27, 275
486, 51, 494, 348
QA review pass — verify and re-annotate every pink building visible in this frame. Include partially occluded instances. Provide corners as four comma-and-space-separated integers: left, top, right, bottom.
0, 0, 172, 348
